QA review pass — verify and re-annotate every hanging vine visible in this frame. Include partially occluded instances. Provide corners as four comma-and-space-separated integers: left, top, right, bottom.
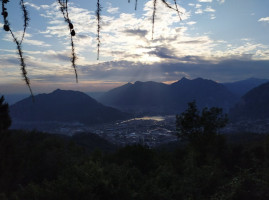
152, 0, 157, 40
19, 0, 29, 44
1, 0, 33, 100
58, 0, 78, 83
152, 0, 182, 40
96, 0, 101, 60
173, 0, 182, 20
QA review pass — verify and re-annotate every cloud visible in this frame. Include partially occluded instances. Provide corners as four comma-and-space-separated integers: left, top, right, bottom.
210, 14, 216, 20
258, 17, 269, 23
123, 29, 148, 38
186, 21, 197, 25
204, 6, 216, 12
198, 0, 213, 2
107, 3, 119, 14
2, 31, 51, 47
195, 9, 203, 14
217, 0, 225, 4
24, 2, 40, 10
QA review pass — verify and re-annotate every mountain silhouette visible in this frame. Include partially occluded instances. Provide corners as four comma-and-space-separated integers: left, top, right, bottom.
98, 77, 238, 114
223, 78, 269, 97
230, 81, 269, 121
10, 89, 129, 125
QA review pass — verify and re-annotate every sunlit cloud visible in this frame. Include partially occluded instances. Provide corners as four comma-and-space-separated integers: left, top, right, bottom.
198, 0, 212, 3
2, 31, 51, 47
107, 3, 119, 14
24, 2, 40, 10
204, 6, 215, 12
258, 17, 269, 23
186, 21, 197, 25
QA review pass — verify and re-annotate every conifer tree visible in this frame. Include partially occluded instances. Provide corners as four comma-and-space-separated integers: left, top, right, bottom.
0, 96, 12, 131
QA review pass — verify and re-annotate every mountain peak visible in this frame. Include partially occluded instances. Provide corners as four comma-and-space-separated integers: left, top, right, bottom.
180, 77, 190, 82
52, 89, 63, 93
134, 81, 143, 85
10, 89, 128, 125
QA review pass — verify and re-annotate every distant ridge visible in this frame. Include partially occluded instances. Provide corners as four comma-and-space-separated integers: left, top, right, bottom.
230, 81, 269, 121
222, 78, 269, 97
98, 77, 238, 115
10, 89, 129, 125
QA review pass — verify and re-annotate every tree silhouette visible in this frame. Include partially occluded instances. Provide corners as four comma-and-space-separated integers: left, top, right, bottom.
0, 96, 12, 131
176, 101, 228, 145
1, 0, 182, 97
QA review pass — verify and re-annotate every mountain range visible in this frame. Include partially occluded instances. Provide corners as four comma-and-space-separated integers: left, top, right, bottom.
98, 77, 239, 115
8, 77, 269, 127
10, 89, 128, 125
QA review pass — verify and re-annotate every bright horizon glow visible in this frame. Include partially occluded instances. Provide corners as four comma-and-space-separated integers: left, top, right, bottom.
0, 0, 269, 94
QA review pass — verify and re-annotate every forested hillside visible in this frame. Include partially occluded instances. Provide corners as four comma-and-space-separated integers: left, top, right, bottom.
1, 129, 269, 200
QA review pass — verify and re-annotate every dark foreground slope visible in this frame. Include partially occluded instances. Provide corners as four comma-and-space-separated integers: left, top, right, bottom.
1, 129, 269, 200
10, 89, 129, 125
230, 81, 269, 121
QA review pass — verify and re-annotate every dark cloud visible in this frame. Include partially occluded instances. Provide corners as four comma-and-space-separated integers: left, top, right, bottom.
77, 59, 269, 83
148, 46, 177, 59
32, 74, 75, 82
179, 39, 209, 44
123, 28, 148, 38
44, 52, 70, 62
76, 34, 88, 39
4, 57, 269, 93
0, 57, 19, 65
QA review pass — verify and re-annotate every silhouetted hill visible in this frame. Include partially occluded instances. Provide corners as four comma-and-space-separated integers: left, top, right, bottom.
223, 78, 269, 97
170, 77, 238, 112
10, 89, 129, 125
99, 81, 172, 114
230, 81, 269, 121
98, 77, 238, 114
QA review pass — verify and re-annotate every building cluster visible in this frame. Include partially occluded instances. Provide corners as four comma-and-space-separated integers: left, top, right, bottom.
88, 115, 178, 147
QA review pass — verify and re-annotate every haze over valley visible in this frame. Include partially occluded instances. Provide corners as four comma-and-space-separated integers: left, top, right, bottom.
4, 77, 268, 147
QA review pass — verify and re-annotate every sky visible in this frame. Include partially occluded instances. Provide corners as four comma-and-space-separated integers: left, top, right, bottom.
0, 0, 269, 94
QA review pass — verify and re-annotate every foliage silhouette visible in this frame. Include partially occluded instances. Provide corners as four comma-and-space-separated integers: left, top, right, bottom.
1, 129, 269, 199
176, 101, 228, 145
0, 96, 11, 131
